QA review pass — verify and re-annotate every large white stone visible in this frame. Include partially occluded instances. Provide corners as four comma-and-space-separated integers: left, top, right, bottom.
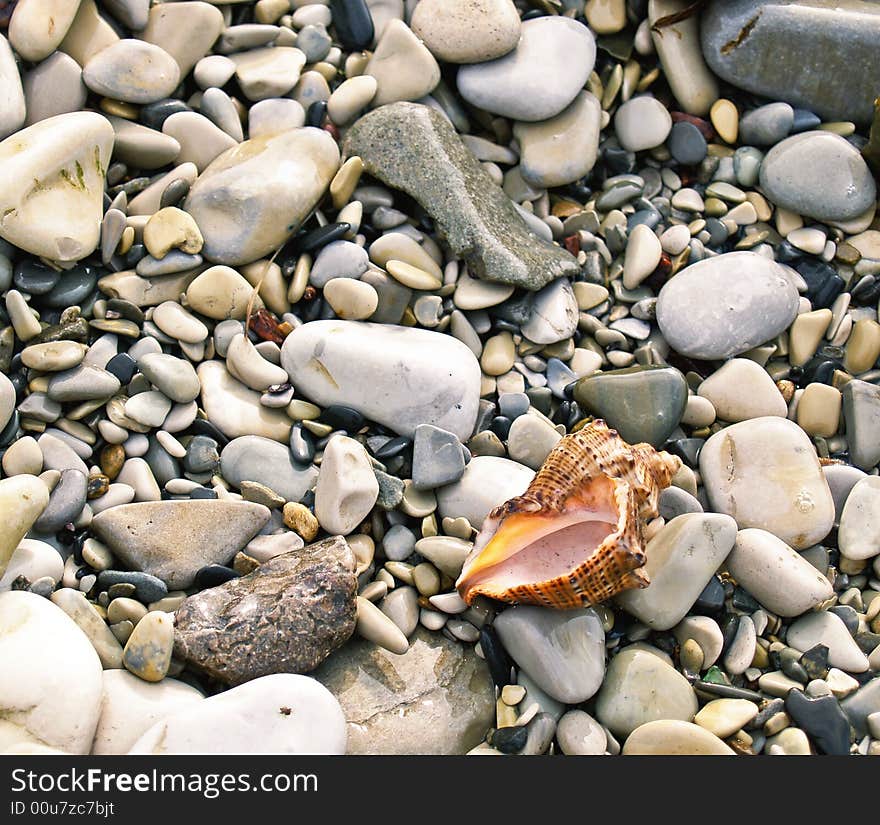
281, 321, 481, 441
0, 34, 26, 140
0, 591, 103, 754
9, 0, 82, 63
128, 674, 347, 754
838, 476, 880, 561
0, 475, 50, 576
184, 127, 339, 266
699, 417, 834, 549
615, 513, 737, 630
0, 112, 114, 262
725, 528, 833, 617
787, 611, 870, 673
0, 539, 63, 592
91, 670, 204, 755
314, 435, 379, 536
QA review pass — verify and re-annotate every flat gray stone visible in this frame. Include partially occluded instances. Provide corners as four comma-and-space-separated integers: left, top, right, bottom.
700, 0, 880, 124
220, 436, 318, 504
32, 469, 87, 533
411, 424, 465, 490
90, 500, 271, 589
759, 131, 876, 223
174, 536, 357, 684
137, 352, 200, 404
309, 240, 369, 288
843, 379, 880, 470
738, 102, 794, 146
655, 251, 800, 360
312, 627, 495, 754
344, 102, 578, 291
47, 365, 121, 403
494, 605, 605, 704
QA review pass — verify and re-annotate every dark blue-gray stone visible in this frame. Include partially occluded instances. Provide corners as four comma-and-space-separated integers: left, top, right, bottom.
183, 435, 220, 475
97, 570, 168, 603
32, 469, 87, 533
840, 677, 880, 737
668, 121, 707, 165
700, 0, 880, 124
220, 435, 318, 503
330, 0, 374, 50
785, 689, 851, 755
43, 265, 99, 308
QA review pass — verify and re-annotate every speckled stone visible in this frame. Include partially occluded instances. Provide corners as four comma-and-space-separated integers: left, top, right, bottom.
344, 102, 578, 291
174, 536, 357, 685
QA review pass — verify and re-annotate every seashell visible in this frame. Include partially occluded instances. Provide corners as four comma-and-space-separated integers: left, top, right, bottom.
455, 419, 682, 610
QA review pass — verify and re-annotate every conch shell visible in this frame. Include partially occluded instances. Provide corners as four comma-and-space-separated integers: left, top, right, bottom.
456, 420, 681, 609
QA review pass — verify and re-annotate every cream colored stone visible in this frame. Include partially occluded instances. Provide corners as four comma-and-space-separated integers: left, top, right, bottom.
0, 112, 113, 262
481, 332, 515, 377
323, 278, 379, 321
185, 265, 261, 320
623, 720, 735, 755
240, 259, 290, 316
162, 111, 238, 172
697, 359, 787, 422
143, 207, 203, 259
138, 1, 225, 77
0, 34, 26, 140
411, 0, 521, 63
796, 382, 841, 438
369, 232, 442, 280
694, 698, 758, 738
789, 309, 833, 367
710, 98, 738, 144
9, 0, 82, 62
231, 47, 306, 101
365, 19, 441, 107
385, 259, 442, 291
58, 0, 119, 66
327, 76, 377, 127
844, 319, 880, 375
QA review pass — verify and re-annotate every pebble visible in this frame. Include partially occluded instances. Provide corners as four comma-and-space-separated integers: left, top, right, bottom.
91, 671, 203, 755
436, 455, 534, 528
220, 435, 317, 505
556, 710, 607, 756
0, 475, 50, 574
411, 424, 466, 490
514, 92, 601, 189
323, 277, 378, 320
361, 19, 439, 107
280, 320, 481, 441
90, 499, 270, 589
843, 380, 880, 471
614, 95, 672, 152
656, 252, 800, 360
0, 112, 114, 262
699, 416, 835, 549
760, 131, 876, 223
622, 719, 735, 755
616, 513, 737, 630
595, 646, 698, 738
697, 359, 787, 422
50, 587, 123, 669
0, 590, 102, 753
129, 674, 347, 754
506, 414, 561, 471
673, 616, 723, 669
838, 476, 880, 561
184, 127, 339, 266
785, 689, 851, 755
314, 435, 379, 535
494, 605, 606, 704
694, 698, 758, 738
0, 33, 26, 139
787, 612, 869, 674
457, 17, 595, 122
411, 0, 521, 64
574, 365, 687, 448
0, 539, 62, 592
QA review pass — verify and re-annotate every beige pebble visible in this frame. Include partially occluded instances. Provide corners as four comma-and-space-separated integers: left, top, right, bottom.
481, 332, 515, 376
143, 207, 203, 259
327, 76, 378, 127
681, 394, 715, 428
2, 436, 43, 476
330, 155, 365, 209
122, 611, 174, 682
355, 595, 409, 655
787, 227, 826, 255
323, 277, 379, 320
365, 19, 440, 107
58, 0, 119, 67
453, 269, 514, 310
622, 719, 734, 755
844, 318, 880, 375
774, 206, 803, 237
693, 698, 758, 739
586, 0, 626, 35
10, 0, 83, 63
386, 259, 442, 291
796, 382, 841, 437
5, 290, 42, 341
572, 282, 609, 310
710, 98, 738, 144
185, 265, 261, 320
161, 111, 237, 172
240, 259, 290, 316
152, 301, 208, 343
789, 308, 833, 367
369, 233, 442, 280
21, 341, 88, 372
697, 359, 786, 422
282, 501, 319, 541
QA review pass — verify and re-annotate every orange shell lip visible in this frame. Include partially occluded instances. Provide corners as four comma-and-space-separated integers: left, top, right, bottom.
455, 420, 681, 610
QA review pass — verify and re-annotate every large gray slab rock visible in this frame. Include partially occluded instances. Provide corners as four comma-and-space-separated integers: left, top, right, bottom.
343, 102, 578, 291
312, 627, 495, 754
174, 536, 358, 685
90, 500, 270, 588
700, 0, 880, 125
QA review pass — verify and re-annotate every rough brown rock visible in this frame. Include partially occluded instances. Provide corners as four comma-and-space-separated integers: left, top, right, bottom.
173, 536, 358, 685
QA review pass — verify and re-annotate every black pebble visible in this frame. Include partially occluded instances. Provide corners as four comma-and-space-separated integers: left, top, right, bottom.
490, 416, 512, 440
692, 576, 725, 615
104, 352, 138, 385
13, 260, 60, 295
785, 689, 852, 755
491, 725, 528, 754
329, 0, 374, 50
479, 625, 513, 689
140, 99, 191, 131
731, 587, 760, 613
668, 438, 703, 468
289, 423, 317, 465
194, 565, 240, 589
799, 644, 830, 681
189, 487, 218, 500
189, 418, 229, 448
295, 222, 352, 255
321, 404, 365, 432
828, 605, 860, 635
373, 435, 411, 461
306, 100, 328, 128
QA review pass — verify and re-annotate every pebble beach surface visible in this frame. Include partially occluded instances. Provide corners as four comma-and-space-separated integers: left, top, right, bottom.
0, 0, 879, 759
